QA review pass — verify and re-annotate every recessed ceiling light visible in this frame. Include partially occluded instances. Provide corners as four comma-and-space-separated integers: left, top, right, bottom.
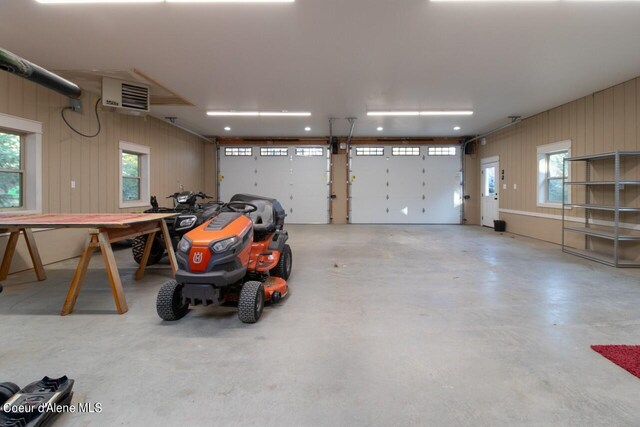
453, 126, 461, 131
377, 127, 384, 131
224, 126, 231, 131
207, 111, 311, 117
304, 127, 311, 131
367, 110, 473, 116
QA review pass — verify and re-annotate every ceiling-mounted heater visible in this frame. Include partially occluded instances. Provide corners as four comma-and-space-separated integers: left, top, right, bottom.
102, 77, 150, 113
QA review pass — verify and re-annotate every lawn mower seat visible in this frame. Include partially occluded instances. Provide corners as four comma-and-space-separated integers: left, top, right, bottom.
230, 194, 286, 233
248, 200, 276, 233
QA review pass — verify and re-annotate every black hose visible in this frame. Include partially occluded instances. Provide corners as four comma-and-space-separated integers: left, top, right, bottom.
61, 97, 102, 139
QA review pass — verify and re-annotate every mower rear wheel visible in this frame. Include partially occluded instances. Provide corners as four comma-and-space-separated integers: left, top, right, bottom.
270, 244, 292, 280
238, 281, 264, 324
0, 382, 20, 406
156, 280, 189, 321
132, 235, 165, 266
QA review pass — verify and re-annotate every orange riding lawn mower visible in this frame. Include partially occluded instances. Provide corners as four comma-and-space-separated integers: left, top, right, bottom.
156, 194, 292, 324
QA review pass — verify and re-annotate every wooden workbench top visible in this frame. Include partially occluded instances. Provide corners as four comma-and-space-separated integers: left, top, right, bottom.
0, 213, 177, 229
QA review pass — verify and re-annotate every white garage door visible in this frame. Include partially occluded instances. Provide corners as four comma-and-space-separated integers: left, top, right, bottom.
219, 146, 330, 224
349, 146, 462, 224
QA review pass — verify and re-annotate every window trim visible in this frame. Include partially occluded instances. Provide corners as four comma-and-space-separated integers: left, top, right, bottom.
0, 113, 42, 214
119, 141, 150, 209
536, 140, 571, 209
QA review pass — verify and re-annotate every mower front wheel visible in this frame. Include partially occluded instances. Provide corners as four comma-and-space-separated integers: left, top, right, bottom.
270, 244, 292, 280
238, 281, 264, 324
156, 280, 189, 321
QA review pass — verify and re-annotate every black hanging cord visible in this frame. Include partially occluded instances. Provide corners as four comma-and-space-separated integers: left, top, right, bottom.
61, 97, 102, 138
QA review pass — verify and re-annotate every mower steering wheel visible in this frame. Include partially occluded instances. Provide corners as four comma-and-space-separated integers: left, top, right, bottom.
227, 201, 258, 214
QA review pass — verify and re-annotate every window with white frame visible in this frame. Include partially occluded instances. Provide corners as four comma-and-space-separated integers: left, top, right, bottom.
0, 114, 42, 214
537, 140, 571, 208
0, 131, 24, 208
119, 141, 150, 208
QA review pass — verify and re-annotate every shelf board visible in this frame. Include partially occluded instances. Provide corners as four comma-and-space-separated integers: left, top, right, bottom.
564, 181, 640, 186
564, 204, 640, 212
562, 247, 640, 268
563, 226, 640, 241
566, 151, 640, 161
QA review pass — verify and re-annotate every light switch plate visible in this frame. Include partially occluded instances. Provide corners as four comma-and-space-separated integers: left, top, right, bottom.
71, 180, 76, 189
513, 184, 517, 190
502, 183, 507, 190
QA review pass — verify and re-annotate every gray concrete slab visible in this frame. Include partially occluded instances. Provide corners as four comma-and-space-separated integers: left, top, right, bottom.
0, 225, 639, 426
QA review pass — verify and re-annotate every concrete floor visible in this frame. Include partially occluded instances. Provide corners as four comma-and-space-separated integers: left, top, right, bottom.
1, 225, 639, 426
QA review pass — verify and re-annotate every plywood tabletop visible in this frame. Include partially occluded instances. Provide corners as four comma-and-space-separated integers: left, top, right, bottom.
0, 213, 177, 228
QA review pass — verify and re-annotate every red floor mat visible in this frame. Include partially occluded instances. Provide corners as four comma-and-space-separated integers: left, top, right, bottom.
591, 345, 640, 379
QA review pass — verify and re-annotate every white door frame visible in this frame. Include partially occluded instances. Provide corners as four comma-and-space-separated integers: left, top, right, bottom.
480, 156, 500, 228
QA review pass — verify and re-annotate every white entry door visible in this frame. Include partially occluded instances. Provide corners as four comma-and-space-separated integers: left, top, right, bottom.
219, 146, 329, 224
350, 146, 462, 224
481, 158, 499, 228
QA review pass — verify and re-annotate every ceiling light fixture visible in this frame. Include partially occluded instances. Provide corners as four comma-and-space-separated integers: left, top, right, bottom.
431, 0, 555, 2
304, 127, 311, 131
367, 110, 473, 116
453, 126, 461, 131
37, 0, 293, 3
168, 0, 294, 2
367, 111, 420, 117
224, 126, 231, 131
207, 111, 311, 117
377, 127, 384, 131
420, 111, 473, 116
36, 0, 163, 3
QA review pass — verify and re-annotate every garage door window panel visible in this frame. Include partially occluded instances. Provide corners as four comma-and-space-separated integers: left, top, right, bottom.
295, 147, 323, 157
392, 147, 420, 156
226, 147, 252, 156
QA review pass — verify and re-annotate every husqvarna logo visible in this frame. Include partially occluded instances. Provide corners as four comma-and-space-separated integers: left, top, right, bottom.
192, 252, 203, 264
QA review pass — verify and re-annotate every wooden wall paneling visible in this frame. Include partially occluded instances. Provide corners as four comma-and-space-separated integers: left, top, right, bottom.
8, 76, 23, 117
0, 72, 8, 112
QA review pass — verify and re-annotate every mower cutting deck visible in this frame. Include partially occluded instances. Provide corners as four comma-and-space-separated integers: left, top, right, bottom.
156, 194, 292, 324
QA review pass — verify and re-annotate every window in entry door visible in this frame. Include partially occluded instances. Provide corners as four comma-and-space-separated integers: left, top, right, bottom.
485, 167, 496, 196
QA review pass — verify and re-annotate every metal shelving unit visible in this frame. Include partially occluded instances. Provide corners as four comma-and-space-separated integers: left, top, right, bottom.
562, 150, 640, 267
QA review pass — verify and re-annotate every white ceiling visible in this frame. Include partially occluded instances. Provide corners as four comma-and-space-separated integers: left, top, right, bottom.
1, 0, 640, 137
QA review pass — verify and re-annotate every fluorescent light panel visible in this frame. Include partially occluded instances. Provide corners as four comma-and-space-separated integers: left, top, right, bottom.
367, 110, 473, 116
207, 111, 311, 117
169, 0, 294, 2
36, 0, 162, 3
37, 0, 292, 3
431, 0, 555, 2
